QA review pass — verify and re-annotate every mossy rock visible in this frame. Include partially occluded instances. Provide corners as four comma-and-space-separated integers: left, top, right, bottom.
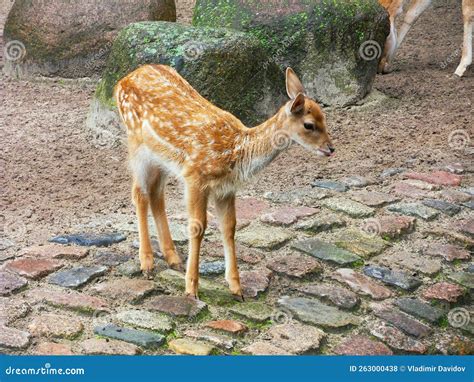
88, 21, 285, 141
3, 0, 176, 79
193, 0, 390, 106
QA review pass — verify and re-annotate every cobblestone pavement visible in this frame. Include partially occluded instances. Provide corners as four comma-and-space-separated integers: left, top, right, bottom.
0, 166, 472, 356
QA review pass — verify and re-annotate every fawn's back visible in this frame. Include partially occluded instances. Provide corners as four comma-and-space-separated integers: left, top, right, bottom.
115, 65, 246, 182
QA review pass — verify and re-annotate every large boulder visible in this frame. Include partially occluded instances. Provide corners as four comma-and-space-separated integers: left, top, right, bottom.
87, 21, 285, 142
193, 0, 389, 106
3, 0, 176, 78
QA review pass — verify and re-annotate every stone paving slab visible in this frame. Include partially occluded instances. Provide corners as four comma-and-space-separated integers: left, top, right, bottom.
80, 338, 140, 355
322, 197, 375, 218
29, 313, 83, 339
19, 244, 89, 260
295, 214, 346, 233
237, 224, 294, 250
0, 271, 28, 296
334, 229, 388, 257
168, 338, 214, 355
376, 251, 442, 276
28, 289, 109, 314
334, 335, 393, 355
295, 283, 359, 309
387, 202, 439, 221
266, 252, 322, 278
423, 243, 471, 262
183, 329, 235, 350
348, 191, 399, 207
0, 298, 30, 325
229, 302, 274, 323
394, 297, 445, 323
363, 265, 421, 291
368, 321, 427, 354
92, 278, 156, 303
0, 325, 31, 349
94, 324, 165, 348
278, 296, 361, 328
48, 265, 108, 288
144, 295, 207, 318
331, 268, 392, 300
4, 257, 63, 279
50, 232, 126, 247
260, 206, 318, 226
115, 309, 174, 333
292, 239, 361, 266
34, 342, 74, 355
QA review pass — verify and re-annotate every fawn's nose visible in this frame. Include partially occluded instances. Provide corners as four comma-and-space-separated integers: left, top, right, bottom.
329, 146, 335, 154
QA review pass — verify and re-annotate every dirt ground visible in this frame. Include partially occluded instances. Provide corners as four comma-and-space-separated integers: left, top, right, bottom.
1, 0, 473, 248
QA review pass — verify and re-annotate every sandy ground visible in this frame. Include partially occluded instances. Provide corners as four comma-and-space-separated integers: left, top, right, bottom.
0, 0, 472, 249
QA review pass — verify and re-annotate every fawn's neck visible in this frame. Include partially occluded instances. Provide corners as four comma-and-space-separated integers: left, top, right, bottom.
235, 107, 289, 181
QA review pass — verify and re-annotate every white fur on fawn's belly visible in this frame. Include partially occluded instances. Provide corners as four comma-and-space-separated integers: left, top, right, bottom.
129, 145, 182, 192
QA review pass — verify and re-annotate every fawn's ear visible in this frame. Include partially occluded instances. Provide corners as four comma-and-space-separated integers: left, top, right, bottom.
289, 92, 305, 114
286, 67, 305, 99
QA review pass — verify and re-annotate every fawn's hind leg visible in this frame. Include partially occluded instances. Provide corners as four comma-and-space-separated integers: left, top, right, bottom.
149, 175, 184, 271
215, 194, 243, 300
132, 181, 154, 274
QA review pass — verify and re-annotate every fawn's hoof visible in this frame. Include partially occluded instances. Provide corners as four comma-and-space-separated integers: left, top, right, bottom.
185, 291, 199, 300
232, 292, 245, 302
142, 269, 154, 280
170, 262, 185, 272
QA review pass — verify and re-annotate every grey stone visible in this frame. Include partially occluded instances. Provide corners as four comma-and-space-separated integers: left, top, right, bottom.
394, 298, 445, 323
380, 168, 406, 178
371, 305, 432, 338
237, 224, 294, 250
295, 214, 346, 233
462, 200, 474, 210
378, 252, 442, 276
115, 310, 174, 333
229, 302, 274, 323
422, 199, 461, 216
447, 272, 474, 289
278, 296, 360, 328
387, 202, 439, 221
184, 329, 236, 350
199, 260, 225, 276
49, 232, 126, 247
0, 271, 28, 296
341, 176, 371, 188
296, 284, 359, 309
263, 189, 328, 206
48, 265, 108, 288
116, 260, 142, 277
335, 229, 388, 257
292, 239, 361, 266
312, 180, 348, 192
322, 197, 375, 218
363, 265, 421, 291
93, 252, 133, 266
145, 295, 207, 318
94, 324, 165, 348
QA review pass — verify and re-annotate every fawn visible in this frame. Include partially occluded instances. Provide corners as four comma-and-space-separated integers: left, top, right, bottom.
115, 65, 334, 299
378, 0, 473, 76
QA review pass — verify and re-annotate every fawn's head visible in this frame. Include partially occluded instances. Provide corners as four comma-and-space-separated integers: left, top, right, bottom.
280, 68, 334, 157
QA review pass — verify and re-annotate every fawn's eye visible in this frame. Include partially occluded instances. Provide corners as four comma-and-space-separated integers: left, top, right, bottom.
303, 123, 314, 130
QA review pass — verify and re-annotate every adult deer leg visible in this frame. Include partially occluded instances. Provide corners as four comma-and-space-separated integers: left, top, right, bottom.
215, 194, 243, 300
184, 181, 208, 298
455, 9, 473, 77
132, 181, 154, 274
149, 173, 184, 271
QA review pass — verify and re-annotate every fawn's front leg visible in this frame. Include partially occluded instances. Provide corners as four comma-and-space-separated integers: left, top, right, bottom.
132, 182, 154, 275
215, 194, 243, 300
455, 16, 473, 77
185, 182, 208, 298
